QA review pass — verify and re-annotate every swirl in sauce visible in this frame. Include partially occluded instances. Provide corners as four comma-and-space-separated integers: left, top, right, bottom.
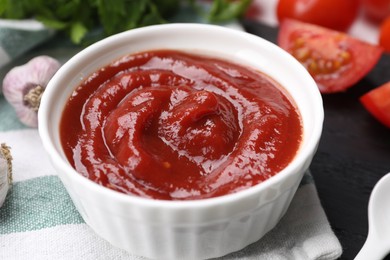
60, 50, 302, 200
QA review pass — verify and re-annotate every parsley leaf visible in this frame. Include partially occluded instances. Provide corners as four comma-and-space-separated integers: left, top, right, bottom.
208, 0, 251, 22
0, 0, 250, 44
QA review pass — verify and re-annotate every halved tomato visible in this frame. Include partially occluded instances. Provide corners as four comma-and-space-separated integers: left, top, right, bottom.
278, 19, 383, 93
360, 82, 390, 128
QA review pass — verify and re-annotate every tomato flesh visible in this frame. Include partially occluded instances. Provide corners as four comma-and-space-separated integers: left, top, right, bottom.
276, 0, 359, 31
278, 19, 383, 93
360, 82, 390, 128
379, 16, 390, 53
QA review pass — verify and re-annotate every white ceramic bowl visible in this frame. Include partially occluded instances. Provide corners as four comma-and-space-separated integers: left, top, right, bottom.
38, 23, 323, 259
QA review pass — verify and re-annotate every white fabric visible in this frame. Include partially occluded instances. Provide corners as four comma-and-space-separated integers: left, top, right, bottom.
0, 224, 142, 260
0, 19, 48, 30
0, 130, 56, 181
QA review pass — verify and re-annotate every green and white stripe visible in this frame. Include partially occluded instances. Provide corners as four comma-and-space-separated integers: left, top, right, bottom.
0, 19, 53, 68
0, 125, 139, 259
0, 176, 83, 235
0, 129, 83, 234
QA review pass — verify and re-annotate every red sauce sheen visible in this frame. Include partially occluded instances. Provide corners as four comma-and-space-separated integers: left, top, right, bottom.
60, 50, 302, 200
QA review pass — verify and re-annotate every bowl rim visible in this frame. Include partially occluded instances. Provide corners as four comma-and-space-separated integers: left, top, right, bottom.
38, 23, 324, 210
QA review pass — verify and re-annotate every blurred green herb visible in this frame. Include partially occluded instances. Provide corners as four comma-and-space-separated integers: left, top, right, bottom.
208, 0, 251, 22
0, 0, 251, 44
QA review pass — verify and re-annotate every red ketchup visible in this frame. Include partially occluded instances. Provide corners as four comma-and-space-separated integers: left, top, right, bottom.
60, 50, 302, 200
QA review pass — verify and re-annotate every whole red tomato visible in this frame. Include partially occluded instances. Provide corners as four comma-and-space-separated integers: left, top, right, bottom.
362, 0, 390, 23
277, 0, 360, 31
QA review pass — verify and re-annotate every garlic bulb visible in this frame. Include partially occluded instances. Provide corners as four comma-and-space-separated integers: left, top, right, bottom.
0, 143, 12, 208
2, 56, 61, 127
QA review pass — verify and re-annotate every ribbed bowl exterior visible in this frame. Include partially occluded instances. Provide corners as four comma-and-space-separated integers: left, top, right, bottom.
39, 24, 323, 259
55, 161, 305, 260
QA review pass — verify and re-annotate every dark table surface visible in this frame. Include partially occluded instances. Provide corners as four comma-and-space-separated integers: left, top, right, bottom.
242, 20, 390, 260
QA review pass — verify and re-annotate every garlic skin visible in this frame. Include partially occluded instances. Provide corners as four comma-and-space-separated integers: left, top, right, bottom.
2, 56, 61, 127
0, 143, 12, 208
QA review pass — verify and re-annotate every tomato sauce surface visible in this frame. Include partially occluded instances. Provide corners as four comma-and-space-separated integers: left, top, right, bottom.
60, 50, 302, 200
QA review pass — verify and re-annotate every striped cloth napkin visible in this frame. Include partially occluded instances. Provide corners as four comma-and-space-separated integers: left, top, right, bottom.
0, 19, 342, 260
0, 19, 54, 69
